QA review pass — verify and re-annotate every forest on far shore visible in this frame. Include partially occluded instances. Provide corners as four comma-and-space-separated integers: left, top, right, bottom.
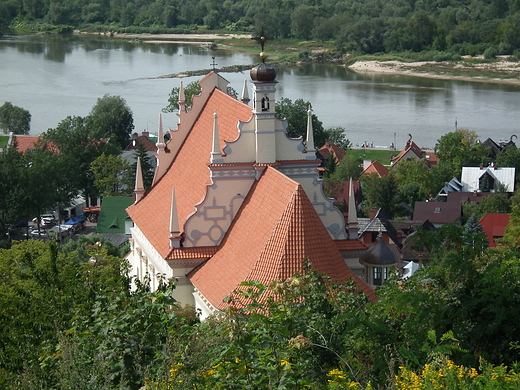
2, 0, 520, 58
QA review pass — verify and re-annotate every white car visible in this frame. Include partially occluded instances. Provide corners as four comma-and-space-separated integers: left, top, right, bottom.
26, 228, 49, 238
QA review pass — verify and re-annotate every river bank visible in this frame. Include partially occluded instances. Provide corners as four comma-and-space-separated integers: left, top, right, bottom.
348, 58, 520, 86
80, 31, 520, 85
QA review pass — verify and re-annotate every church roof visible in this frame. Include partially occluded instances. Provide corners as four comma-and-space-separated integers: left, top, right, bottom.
126, 88, 253, 258
188, 167, 376, 308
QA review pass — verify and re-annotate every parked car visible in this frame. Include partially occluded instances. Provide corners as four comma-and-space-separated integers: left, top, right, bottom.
32, 214, 57, 227
25, 228, 49, 238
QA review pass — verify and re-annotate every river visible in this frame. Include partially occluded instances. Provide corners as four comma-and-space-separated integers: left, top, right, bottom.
1, 33, 520, 149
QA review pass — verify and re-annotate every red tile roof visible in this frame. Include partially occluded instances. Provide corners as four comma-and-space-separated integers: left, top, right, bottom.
10, 135, 57, 153
127, 88, 253, 258
318, 141, 346, 164
412, 201, 462, 225
479, 213, 510, 247
125, 134, 157, 152
188, 167, 376, 308
361, 161, 389, 178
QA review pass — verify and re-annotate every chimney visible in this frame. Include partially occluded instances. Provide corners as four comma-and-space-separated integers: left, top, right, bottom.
142, 131, 149, 138
480, 163, 483, 169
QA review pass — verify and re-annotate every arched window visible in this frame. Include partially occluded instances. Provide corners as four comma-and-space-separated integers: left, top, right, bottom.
261, 95, 270, 111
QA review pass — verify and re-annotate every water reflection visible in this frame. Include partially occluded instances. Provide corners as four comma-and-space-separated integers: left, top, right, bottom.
2, 33, 520, 147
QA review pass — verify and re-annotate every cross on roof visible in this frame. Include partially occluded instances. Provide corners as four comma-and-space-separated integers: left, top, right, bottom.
210, 56, 218, 70
251, 28, 273, 58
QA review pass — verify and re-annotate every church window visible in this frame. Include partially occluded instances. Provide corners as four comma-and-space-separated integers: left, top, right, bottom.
261, 95, 270, 111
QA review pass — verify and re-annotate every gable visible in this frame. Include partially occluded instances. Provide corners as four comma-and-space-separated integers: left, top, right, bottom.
188, 167, 375, 309
127, 89, 253, 258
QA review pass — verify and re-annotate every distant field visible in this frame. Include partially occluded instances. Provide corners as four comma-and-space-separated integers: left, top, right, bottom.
345, 148, 399, 165
0, 136, 8, 148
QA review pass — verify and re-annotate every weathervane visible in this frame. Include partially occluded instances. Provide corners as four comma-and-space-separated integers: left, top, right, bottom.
211, 56, 218, 70
251, 28, 273, 63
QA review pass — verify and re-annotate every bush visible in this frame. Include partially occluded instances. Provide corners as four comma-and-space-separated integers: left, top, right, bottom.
483, 47, 498, 59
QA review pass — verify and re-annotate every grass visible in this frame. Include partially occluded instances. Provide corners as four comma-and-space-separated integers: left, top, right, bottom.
345, 148, 398, 165
0, 136, 9, 148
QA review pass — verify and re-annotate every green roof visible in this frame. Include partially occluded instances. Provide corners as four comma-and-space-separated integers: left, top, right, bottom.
96, 197, 133, 234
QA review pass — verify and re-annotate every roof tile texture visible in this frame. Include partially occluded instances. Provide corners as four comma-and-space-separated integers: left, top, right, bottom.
127, 89, 253, 258
188, 167, 376, 308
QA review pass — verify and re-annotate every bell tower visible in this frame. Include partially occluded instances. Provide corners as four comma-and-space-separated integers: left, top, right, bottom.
250, 31, 278, 164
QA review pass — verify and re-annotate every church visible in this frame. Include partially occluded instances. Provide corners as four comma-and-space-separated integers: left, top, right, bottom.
126, 55, 375, 319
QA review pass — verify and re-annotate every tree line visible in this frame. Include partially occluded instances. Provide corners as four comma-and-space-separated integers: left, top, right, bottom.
3, 0, 520, 56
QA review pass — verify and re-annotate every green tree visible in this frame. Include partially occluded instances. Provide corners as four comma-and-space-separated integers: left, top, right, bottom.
0, 239, 127, 388
0, 102, 31, 135
323, 126, 352, 149
163, 80, 202, 113
146, 263, 371, 389
91, 153, 133, 197
89, 94, 135, 150
462, 213, 488, 254
43, 115, 120, 207
361, 173, 401, 218
131, 142, 155, 190
391, 157, 433, 196
479, 193, 511, 215
275, 97, 327, 148
59, 275, 178, 390
329, 153, 363, 182
434, 129, 488, 179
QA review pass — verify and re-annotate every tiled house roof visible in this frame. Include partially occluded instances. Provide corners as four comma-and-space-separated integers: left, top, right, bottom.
391, 141, 437, 168
361, 161, 389, 178
10, 135, 57, 153
188, 167, 376, 308
127, 88, 253, 258
413, 201, 462, 225
479, 213, 510, 247
318, 141, 346, 165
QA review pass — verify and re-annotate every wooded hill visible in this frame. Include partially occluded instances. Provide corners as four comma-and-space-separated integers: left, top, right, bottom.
2, 0, 520, 57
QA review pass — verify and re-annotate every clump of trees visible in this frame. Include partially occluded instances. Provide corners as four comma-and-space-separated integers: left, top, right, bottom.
0, 102, 31, 135
4, 0, 520, 57
3, 218, 520, 389
0, 94, 140, 232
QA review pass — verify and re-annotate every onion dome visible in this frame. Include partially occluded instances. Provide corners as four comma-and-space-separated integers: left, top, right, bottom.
250, 61, 276, 82
360, 235, 398, 266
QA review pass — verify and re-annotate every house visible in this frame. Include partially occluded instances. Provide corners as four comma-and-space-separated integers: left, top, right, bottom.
361, 160, 389, 178
122, 131, 158, 168
479, 213, 510, 247
126, 63, 375, 318
317, 141, 346, 165
390, 134, 438, 168
461, 165, 515, 193
437, 177, 464, 199
8, 134, 56, 153
412, 201, 462, 227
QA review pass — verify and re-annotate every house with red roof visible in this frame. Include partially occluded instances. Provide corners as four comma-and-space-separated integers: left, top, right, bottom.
361, 160, 389, 178
390, 134, 438, 168
479, 213, 510, 247
8, 134, 56, 154
126, 64, 375, 319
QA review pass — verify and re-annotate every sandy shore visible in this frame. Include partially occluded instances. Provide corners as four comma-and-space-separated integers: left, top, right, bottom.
81, 31, 252, 44
348, 59, 520, 86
